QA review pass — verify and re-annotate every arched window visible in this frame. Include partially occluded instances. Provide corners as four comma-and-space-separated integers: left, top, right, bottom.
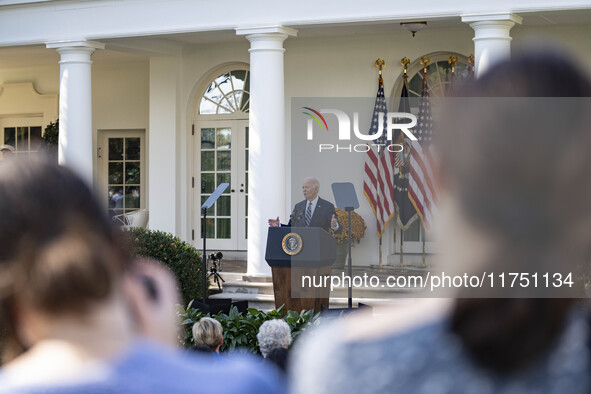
392, 52, 472, 99
199, 69, 250, 115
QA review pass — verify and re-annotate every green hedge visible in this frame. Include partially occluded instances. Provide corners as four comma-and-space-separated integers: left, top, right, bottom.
179, 303, 320, 354
128, 228, 205, 305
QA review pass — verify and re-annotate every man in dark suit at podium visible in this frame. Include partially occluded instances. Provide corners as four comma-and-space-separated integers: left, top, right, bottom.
268, 178, 341, 233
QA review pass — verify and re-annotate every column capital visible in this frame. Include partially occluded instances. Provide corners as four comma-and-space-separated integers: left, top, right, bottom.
236, 26, 297, 53
46, 40, 105, 51
236, 25, 297, 39
461, 13, 523, 25
47, 40, 104, 65
462, 13, 521, 78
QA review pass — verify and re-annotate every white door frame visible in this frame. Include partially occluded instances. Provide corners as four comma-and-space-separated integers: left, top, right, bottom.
193, 119, 248, 251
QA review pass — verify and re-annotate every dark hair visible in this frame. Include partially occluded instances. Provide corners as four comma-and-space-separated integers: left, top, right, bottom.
265, 347, 289, 374
0, 157, 129, 359
191, 345, 215, 355
439, 48, 591, 373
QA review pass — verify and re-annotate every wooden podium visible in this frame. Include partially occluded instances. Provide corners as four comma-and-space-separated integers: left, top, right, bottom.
265, 227, 336, 313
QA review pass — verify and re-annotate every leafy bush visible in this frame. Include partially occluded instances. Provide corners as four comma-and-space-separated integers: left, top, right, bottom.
127, 228, 205, 305
178, 303, 320, 354
40, 120, 59, 161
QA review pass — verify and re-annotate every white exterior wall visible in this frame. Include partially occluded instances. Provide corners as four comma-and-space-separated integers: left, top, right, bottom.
512, 23, 591, 65
0, 64, 59, 94
149, 56, 181, 234
92, 61, 149, 202
92, 62, 149, 131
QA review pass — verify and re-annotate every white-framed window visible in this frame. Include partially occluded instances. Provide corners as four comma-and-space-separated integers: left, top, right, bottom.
3, 126, 42, 156
97, 130, 146, 219
199, 69, 250, 115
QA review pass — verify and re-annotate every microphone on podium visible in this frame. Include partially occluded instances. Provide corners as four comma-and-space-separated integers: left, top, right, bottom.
290, 208, 304, 226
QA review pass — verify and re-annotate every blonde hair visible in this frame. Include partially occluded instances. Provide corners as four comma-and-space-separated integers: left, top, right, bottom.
192, 317, 223, 351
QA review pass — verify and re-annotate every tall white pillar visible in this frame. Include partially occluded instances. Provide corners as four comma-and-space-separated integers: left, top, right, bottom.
236, 26, 297, 276
46, 40, 104, 186
462, 13, 522, 78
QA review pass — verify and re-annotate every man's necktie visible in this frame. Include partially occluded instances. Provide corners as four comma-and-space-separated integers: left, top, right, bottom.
305, 202, 312, 227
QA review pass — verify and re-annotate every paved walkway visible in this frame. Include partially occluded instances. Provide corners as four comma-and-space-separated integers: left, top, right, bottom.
218, 259, 247, 273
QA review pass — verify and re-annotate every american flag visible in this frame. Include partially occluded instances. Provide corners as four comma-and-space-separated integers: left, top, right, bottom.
394, 151, 404, 168
408, 71, 439, 231
363, 77, 395, 237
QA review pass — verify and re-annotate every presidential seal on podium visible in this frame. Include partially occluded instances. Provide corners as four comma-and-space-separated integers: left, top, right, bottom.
282, 232, 303, 256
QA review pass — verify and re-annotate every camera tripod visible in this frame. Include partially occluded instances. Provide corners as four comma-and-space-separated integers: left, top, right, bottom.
208, 257, 225, 291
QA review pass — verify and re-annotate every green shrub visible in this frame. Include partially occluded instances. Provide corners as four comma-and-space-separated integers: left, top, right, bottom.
40, 120, 59, 161
178, 302, 320, 354
127, 228, 206, 305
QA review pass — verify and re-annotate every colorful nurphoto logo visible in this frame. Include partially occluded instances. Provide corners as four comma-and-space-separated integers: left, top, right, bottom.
302, 107, 328, 131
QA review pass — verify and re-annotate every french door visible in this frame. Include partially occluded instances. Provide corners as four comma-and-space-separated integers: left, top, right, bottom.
194, 120, 248, 251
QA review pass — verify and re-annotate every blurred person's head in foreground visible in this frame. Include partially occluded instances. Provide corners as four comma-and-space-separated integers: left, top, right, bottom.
257, 319, 291, 358
0, 157, 135, 363
0, 158, 282, 393
192, 317, 223, 353
0, 158, 181, 361
434, 46, 591, 373
290, 47, 591, 394
125, 257, 182, 346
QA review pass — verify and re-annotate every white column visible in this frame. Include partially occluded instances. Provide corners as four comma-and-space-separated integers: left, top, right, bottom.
462, 13, 522, 78
236, 26, 297, 276
46, 40, 104, 186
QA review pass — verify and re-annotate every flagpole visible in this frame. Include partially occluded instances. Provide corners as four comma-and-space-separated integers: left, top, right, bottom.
400, 228, 404, 267
448, 55, 458, 96
379, 235, 382, 268
421, 223, 426, 268
448, 55, 458, 73
468, 54, 475, 79
375, 57, 386, 269
398, 57, 410, 269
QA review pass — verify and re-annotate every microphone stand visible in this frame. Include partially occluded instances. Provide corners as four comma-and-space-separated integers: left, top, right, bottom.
346, 206, 353, 309
201, 206, 208, 302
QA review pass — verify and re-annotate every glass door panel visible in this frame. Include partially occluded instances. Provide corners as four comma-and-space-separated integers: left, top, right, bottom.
195, 120, 248, 251
106, 137, 142, 218
200, 126, 233, 242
